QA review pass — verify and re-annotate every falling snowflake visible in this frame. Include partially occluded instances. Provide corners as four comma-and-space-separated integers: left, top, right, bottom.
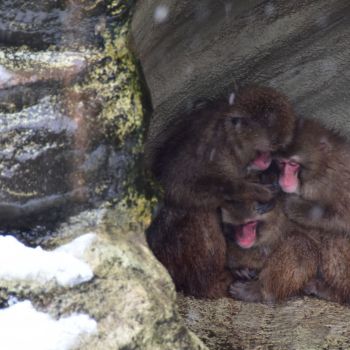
154, 5, 169, 23
228, 92, 235, 105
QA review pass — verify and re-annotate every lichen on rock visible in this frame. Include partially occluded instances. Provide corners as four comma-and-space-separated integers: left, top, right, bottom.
0, 0, 156, 232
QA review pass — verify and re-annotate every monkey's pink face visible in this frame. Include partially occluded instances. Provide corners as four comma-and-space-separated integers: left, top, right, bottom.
249, 151, 272, 171
235, 221, 257, 249
277, 159, 300, 193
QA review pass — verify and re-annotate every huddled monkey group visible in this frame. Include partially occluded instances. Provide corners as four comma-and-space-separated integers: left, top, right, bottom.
145, 85, 350, 304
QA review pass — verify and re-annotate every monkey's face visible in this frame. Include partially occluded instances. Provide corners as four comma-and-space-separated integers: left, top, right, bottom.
232, 85, 296, 152
276, 119, 330, 195
222, 201, 281, 249
221, 108, 273, 171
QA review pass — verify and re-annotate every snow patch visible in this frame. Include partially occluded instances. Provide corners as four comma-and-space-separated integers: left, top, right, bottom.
55, 232, 97, 259
0, 300, 97, 350
0, 233, 96, 287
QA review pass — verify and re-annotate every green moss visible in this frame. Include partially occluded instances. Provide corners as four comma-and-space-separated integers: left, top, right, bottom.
1, 0, 155, 227
74, 0, 156, 227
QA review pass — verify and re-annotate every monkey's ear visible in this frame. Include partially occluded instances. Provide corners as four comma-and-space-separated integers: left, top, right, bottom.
319, 137, 332, 152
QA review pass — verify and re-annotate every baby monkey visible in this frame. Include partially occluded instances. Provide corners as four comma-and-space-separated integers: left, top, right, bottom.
223, 197, 318, 302
223, 196, 350, 304
277, 118, 350, 234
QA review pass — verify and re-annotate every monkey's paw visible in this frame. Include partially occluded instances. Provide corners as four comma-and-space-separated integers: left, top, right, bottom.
229, 280, 262, 302
255, 200, 275, 215
253, 184, 275, 202
233, 268, 258, 281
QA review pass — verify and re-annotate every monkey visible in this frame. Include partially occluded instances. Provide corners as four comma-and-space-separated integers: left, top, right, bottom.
224, 197, 350, 304
276, 118, 350, 235
146, 206, 233, 298
149, 85, 296, 210
223, 197, 319, 302
146, 86, 296, 298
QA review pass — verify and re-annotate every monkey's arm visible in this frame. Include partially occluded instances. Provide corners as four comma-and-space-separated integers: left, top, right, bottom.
170, 176, 273, 209
284, 195, 350, 234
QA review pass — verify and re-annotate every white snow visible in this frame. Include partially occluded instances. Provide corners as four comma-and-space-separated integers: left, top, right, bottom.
0, 65, 13, 85
154, 5, 169, 23
0, 233, 96, 287
0, 300, 97, 350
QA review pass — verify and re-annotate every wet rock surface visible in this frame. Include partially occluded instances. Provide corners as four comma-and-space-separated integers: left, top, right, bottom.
0, 0, 152, 232
0, 3, 206, 349
0, 0, 104, 49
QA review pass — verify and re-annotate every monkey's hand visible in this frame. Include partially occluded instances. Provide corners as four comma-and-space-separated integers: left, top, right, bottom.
222, 199, 274, 224
229, 280, 263, 302
233, 268, 258, 281
284, 195, 325, 226
246, 183, 275, 202
222, 182, 275, 204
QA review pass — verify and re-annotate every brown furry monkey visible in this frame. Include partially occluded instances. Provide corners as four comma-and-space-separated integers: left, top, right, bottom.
224, 197, 350, 304
146, 86, 296, 298
223, 198, 319, 302
277, 118, 350, 234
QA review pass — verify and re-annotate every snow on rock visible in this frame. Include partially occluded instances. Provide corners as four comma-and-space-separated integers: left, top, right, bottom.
0, 300, 97, 350
55, 232, 97, 259
0, 233, 96, 287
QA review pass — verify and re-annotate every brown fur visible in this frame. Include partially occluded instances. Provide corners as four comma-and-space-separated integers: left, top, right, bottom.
223, 199, 319, 302
224, 198, 350, 304
305, 235, 350, 303
278, 118, 350, 234
147, 206, 232, 298
146, 86, 296, 298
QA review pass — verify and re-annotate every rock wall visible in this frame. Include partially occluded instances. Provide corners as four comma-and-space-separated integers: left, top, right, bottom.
131, 0, 350, 167
0, 2, 209, 349
0, 0, 155, 235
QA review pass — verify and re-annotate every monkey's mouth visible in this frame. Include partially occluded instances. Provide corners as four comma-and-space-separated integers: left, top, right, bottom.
235, 221, 257, 249
250, 151, 272, 171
